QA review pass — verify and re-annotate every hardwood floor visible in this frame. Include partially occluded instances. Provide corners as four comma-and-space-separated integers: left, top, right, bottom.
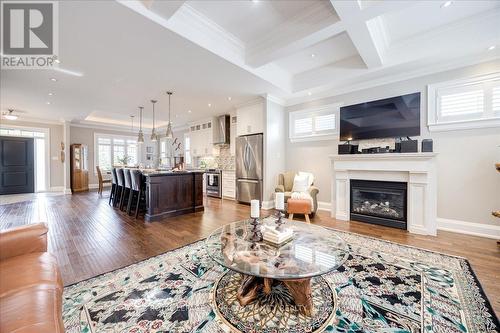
0, 190, 499, 316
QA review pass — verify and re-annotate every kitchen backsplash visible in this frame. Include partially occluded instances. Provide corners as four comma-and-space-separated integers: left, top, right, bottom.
198, 146, 235, 170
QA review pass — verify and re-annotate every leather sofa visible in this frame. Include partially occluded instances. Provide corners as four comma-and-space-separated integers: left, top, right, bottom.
0, 223, 64, 333
275, 171, 319, 215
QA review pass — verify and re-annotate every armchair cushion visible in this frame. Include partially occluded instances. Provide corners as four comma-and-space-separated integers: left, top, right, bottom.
275, 184, 285, 192
281, 171, 296, 192
0, 223, 48, 261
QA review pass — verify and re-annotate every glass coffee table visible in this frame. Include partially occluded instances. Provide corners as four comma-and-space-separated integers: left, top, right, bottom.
205, 217, 348, 316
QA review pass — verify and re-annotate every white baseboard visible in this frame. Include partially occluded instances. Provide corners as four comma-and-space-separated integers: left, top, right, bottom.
48, 186, 64, 192
317, 201, 331, 212
437, 218, 500, 239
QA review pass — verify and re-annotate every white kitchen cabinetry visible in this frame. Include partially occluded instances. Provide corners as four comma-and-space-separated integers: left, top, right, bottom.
230, 115, 237, 156
189, 119, 215, 157
222, 170, 236, 199
236, 102, 264, 136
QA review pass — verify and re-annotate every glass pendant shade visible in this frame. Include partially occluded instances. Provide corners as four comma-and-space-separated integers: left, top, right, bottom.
166, 91, 174, 139
166, 123, 173, 139
150, 100, 157, 142
137, 106, 144, 144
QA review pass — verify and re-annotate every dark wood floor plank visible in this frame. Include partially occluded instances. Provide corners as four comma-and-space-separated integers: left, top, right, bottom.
0, 190, 498, 315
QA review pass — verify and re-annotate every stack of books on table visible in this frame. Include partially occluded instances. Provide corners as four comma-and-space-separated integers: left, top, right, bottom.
262, 226, 293, 245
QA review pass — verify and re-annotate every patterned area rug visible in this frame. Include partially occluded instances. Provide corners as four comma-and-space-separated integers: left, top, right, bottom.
63, 230, 499, 333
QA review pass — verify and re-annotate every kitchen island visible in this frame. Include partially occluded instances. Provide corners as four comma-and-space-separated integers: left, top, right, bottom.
144, 171, 204, 222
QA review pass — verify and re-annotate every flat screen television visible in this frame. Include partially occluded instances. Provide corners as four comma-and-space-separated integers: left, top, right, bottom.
339, 92, 421, 141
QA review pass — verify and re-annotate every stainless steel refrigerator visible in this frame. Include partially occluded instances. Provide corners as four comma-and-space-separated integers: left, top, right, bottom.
235, 134, 263, 204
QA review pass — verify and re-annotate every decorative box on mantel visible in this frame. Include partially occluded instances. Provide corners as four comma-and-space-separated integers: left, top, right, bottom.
330, 153, 438, 236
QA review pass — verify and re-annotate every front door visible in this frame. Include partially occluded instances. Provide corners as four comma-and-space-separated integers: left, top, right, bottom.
0, 136, 35, 194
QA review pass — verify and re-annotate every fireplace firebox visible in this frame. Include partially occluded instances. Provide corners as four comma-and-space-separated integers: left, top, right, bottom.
350, 180, 407, 229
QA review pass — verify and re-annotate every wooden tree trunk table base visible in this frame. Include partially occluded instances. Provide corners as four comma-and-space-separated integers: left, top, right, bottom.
236, 274, 314, 316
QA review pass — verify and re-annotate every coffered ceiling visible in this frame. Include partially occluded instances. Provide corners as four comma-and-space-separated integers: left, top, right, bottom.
1, 0, 499, 129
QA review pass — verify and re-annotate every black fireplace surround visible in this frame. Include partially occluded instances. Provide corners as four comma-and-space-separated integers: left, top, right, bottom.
350, 180, 407, 229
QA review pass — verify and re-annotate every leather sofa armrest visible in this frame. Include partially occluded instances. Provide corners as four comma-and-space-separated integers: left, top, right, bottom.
275, 185, 285, 192
0, 223, 48, 261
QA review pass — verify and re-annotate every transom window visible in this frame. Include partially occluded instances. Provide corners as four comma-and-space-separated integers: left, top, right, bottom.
289, 104, 339, 142
427, 72, 500, 131
94, 134, 138, 171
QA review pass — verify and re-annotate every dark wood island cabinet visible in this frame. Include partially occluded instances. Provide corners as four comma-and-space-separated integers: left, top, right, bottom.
144, 171, 204, 222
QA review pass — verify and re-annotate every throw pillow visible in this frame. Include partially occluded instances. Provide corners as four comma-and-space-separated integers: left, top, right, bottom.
292, 174, 309, 192
298, 171, 314, 187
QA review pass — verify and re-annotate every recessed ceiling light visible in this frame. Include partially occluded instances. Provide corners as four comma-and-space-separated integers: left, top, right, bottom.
188, 110, 192, 113
488, 45, 496, 51
48, 92, 54, 96
54, 59, 60, 64
311, 53, 316, 58
208, 103, 212, 107
227, 97, 232, 101
50, 78, 57, 82
46, 101, 51, 105
252, 0, 259, 3
308, 92, 312, 96
441, 1, 452, 8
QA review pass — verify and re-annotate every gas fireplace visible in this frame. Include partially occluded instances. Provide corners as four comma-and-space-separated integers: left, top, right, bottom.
350, 180, 407, 229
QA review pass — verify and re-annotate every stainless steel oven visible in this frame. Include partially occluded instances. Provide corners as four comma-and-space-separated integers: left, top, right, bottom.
206, 169, 222, 198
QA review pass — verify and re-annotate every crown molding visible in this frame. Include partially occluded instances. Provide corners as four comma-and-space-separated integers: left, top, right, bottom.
262, 94, 286, 106
1, 116, 65, 126
233, 97, 264, 109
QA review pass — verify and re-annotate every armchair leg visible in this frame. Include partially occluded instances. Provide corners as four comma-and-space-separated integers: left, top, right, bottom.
305, 214, 310, 223
288, 213, 294, 221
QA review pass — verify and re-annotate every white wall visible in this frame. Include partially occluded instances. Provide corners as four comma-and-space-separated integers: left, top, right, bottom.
263, 99, 286, 207
285, 59, 500, 227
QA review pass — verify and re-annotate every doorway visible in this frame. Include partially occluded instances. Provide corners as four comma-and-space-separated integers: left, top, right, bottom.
0, 136, 35, 194
0, 126, 50, 192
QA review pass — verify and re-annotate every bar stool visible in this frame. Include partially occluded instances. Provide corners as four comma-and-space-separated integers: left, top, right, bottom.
127, 169, 146, 218
120, 168, 132, 211
108, 168, 118, 205
114, 168, 124, 207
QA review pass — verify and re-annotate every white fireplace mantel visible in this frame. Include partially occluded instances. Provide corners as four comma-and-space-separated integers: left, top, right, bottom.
330, 153, 438, 235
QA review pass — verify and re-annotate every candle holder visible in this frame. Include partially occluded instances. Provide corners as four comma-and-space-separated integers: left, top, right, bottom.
274, 209, 286, 231
249, 217, 262, 242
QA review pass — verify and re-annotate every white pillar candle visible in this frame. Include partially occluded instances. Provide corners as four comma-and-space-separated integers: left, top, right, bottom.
250, 199, 260, 218
275, 192, 285, 210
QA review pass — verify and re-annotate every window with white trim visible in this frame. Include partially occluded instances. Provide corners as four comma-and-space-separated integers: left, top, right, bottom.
94, 134, 139, 172
289, 104, 339, 142
427, 73, 500, 131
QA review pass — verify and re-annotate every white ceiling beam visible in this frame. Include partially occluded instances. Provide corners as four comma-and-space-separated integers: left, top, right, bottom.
246, 21, 345, 68
329, 0, 383, 68
148, 0, 186, 20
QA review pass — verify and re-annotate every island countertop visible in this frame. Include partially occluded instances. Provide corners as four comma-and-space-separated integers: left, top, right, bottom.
144, 171, 204, 221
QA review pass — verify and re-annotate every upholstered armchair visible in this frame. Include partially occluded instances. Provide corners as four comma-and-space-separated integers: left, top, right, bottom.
275, 171, 319, 215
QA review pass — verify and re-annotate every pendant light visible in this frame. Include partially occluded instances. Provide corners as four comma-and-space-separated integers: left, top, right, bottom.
165, 91, 174, 139
130, 115, 135, 131
137, 106, 144, 144
150, 99, 157, 142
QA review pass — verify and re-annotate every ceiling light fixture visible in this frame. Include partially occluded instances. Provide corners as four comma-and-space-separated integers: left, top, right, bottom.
208, 103, 212, 107
52, 67, 84, 77
54, 59, 60, 64
130, 115, 135, 132
150, 99, 158, 142
441, 1, 452, 8
488, 45, 496, 51
4, 109, 18, 120
46, 101, 51, 105
48, 92, 54, 96
311, 53, 316, 58
165, 91, 174, 139
50, 78, 57, 82
137, 106, 144, 144
188, 110, 192, 113
308, 92, 312, 96
228, 97, 232, 101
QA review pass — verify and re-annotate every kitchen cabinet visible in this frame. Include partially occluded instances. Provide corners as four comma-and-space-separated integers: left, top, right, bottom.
222, 170, 235, 199
236, 101, 264, 136
230, 115, 237, 156
188, 119, 215, 157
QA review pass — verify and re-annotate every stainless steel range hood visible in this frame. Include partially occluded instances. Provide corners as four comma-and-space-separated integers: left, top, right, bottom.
213, 115, 230, 145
